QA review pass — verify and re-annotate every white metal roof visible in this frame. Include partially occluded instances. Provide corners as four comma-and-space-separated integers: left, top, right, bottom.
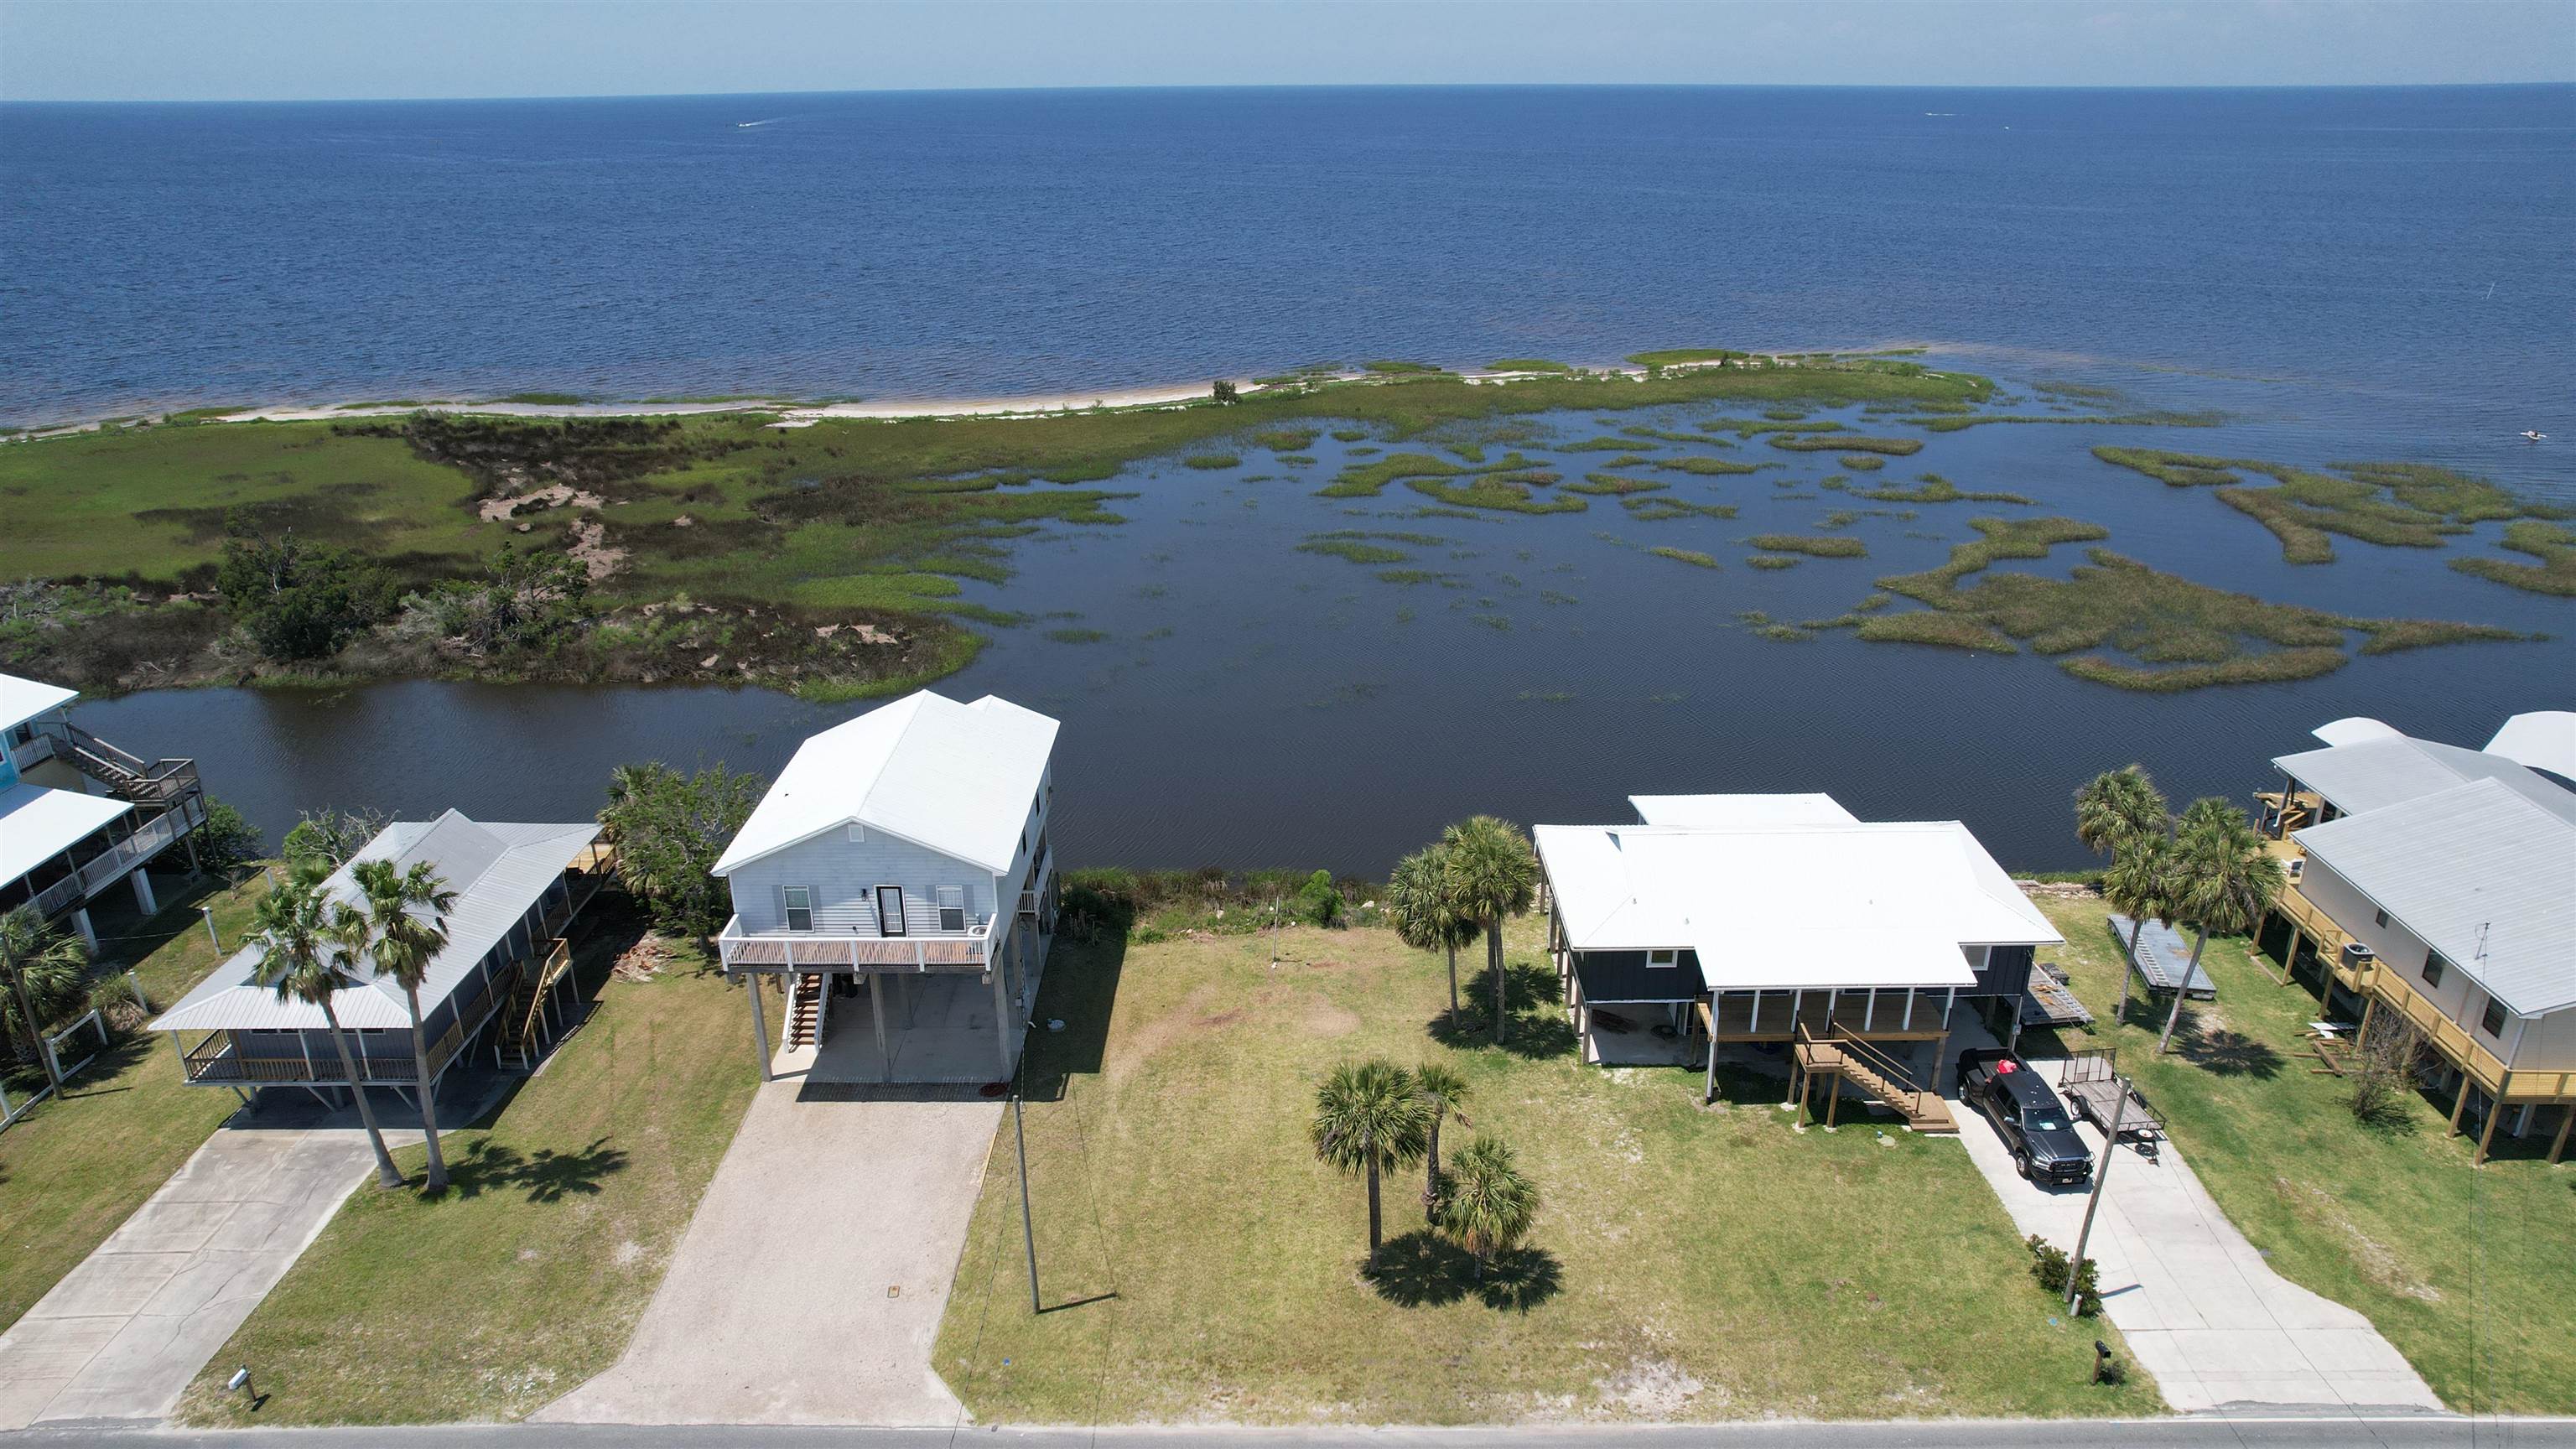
0, 673, 77, 735
152, 811, 597, 1033
1534, 804, 2060, 992
2311, 716, 2404, 748
0, 782, 132, 887
1628, 793, 1860, 828
712, 690, 1058, 877
2485, 711, 2576, 783
2274, 734, 2576, 828
2295, 778, 2575, 1017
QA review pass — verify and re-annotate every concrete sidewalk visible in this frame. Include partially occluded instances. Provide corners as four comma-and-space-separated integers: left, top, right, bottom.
534, 1081, 1002, 1426
0, 1125, 377, 1428
1943, 1045, 2443, 1413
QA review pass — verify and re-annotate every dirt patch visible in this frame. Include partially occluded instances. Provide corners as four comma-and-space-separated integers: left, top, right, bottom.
1109, 982, 1226, 1085
478, 483, 606, 522
1301, 995, 1362, 1038
567, 518, 627, 581
613, 934, 678, 983
1591, 1355, 1706, 1418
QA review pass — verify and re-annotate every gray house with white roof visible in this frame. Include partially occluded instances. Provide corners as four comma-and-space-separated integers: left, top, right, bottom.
2257, 712, 2576, 1163
712, 689, 1060, 1085
151, 810, 611, 1102
1535, 792, 2061, 1131
2, 671, 209, 952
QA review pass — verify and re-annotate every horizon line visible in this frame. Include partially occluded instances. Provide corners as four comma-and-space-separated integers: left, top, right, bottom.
7, 78, 2573, 106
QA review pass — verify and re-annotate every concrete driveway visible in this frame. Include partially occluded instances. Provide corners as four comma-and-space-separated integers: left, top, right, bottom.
1942, 1044, 2443, 1414
0, 1124, 377, 1428
536, 1081, 1002, 1426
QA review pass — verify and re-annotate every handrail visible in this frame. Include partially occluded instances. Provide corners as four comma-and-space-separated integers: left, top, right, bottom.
1830, 1028, 1931, 1114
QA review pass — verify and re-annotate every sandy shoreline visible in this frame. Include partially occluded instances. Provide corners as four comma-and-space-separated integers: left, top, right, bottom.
5, 356, 1828, 440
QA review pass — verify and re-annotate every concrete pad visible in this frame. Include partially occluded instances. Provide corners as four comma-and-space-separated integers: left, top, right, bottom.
1939, 1021, 2443, 1415
537, 1082, 1001, 1426
0, 1123, 376, 1429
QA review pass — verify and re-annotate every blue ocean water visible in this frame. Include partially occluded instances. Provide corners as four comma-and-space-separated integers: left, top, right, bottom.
4, 85, 2572, 430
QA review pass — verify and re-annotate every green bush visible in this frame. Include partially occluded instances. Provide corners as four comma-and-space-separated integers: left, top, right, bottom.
194, 797, 266, 872
215, 516, 397, 660
2026, 1234, 2103, 1317
1294, 870, 1344, 927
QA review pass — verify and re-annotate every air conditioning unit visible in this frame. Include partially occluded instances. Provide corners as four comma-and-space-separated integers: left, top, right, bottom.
2340, 941, 2376, 970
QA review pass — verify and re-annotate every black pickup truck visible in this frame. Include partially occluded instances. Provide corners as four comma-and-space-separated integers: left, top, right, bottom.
1957, 1049, 2094, 1187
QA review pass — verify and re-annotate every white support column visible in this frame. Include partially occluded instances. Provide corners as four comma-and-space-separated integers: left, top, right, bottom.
1943, 985, 1956, 1026
1703, 995, 1719, 1103
745, 974, 771, 1083
871, 974, 891, 1083
990, 965, 1015, 1081
70, 907, 97, 954
1864, 989, 1877, 1032
130, 868, 158, 916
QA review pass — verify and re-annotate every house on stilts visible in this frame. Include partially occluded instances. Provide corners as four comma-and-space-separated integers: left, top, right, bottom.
1535, 792, 2063, 1132
712, 689, 1061, 1086
2255, 712, 2576, 1164
150, 810, 615, 1105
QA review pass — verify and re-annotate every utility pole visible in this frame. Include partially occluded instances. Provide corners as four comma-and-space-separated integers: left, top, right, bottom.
2068, 1078, 2127, 1313
1012, 1088, 1040, 1314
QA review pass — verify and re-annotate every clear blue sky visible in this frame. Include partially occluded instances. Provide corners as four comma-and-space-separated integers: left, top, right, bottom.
4, 1, 2570, 101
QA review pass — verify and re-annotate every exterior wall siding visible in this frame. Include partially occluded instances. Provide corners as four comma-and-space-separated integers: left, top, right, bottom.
2303, 855, 2568, 1072
728, 829, 995, 934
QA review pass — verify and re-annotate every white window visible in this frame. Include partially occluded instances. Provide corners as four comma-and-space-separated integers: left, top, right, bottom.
782, 886, 814, 932
875, 885, 907, 936
937, 886, 967, 932
1648, 948, 1677, 968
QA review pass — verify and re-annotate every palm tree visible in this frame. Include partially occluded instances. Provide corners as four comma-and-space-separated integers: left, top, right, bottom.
251, 865, 405, 1190
1309, 1059, 1430, 1270
2158, 798, 2284, 1053
1386, 844, 1477, 1021
2075, 766, 2169, 1023
1442, 816, 1537, 1046
1, 906, 87, 1093
1412, 1062, 1471, 1220
2101, 830, 2176, 1027
339, 859, 457, 1192
1435, 1135, 1539, 1280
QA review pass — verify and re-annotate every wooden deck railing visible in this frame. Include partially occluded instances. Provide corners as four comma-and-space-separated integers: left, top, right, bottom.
715, 913, 993, 973
2361, 963, 2512, 1097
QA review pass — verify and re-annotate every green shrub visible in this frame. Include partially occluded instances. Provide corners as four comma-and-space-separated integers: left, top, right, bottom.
2026, 1234, 2103, 1316
1294, 869, 1345, 927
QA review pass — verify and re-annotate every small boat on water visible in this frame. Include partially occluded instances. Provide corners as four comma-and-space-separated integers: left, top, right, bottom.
2522, 430, 2547, 443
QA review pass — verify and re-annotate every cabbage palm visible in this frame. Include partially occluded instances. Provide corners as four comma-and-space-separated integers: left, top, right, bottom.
1309, 1059, 1430, 1269
1, 905, 87, 1092
1436, 1135, 1539, 1280
252, 865, 405, 1190
1386, 844, 1478, 1021
1442, 816, 1537, 1045
2101, 830, 2177, 1026
2076, 766, 2169, 1022
2158, 798, 2284, 1053
1412, 1062, 1471, 1219
339, 859, 458, 1192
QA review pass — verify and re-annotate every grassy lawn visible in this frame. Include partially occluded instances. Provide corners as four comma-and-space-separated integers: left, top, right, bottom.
0, 869, 269, 1330
2032, 893, 2576, 1415
173, 903, 760, 1426
935, 917, 2159, 1425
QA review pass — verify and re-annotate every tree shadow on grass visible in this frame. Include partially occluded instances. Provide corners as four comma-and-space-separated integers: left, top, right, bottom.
2168, 1021, 2283, 1080
1426, 960, 1576, 1061
440, 1135, 626, 1203
1365, 1229, 1563, 1312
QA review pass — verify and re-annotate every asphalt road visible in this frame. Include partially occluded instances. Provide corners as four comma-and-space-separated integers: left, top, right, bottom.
6, 1415, 2573, 1449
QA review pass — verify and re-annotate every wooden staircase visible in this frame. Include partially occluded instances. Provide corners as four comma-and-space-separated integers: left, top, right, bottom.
784, 973, 828, 1050
1794, 1026, 1957, 1133
495, 938, 575, 1072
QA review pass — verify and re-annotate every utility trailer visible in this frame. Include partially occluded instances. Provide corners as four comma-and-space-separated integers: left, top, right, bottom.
2059, 1047, 2163, 1160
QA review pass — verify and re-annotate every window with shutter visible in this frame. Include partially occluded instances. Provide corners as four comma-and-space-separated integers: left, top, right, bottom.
937, 886, 966, 932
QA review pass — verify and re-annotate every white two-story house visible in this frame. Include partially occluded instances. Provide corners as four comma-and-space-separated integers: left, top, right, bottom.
2258, 712, 2576, 1163
711, 690, 1061, 1086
